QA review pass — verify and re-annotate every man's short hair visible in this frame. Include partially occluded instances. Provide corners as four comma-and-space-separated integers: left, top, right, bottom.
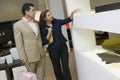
22, 3, 34, 15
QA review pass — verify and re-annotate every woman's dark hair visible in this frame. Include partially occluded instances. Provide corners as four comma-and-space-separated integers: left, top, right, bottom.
22, 3, 34, 16
39, 10, 55, 28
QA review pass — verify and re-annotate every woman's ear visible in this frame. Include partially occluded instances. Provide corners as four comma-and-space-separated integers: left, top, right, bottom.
44, 18, 46, 20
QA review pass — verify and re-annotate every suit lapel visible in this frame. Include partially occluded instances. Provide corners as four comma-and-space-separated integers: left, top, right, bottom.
21, 19, 41, 40
21, 19, 36, 36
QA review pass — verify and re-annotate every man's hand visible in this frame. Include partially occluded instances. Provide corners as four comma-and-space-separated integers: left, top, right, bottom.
22, 59, 29, 65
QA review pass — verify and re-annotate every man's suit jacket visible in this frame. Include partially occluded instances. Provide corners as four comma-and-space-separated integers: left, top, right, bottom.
13, 18, 45, 62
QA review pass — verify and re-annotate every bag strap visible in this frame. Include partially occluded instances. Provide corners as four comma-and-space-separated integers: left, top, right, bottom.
25, 63, 32, 72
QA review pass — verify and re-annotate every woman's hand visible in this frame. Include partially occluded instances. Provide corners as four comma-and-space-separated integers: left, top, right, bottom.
46, 28, 54, 45
46, 28, 52, 40
70, 9, 80, 19
47, 28, 52, 32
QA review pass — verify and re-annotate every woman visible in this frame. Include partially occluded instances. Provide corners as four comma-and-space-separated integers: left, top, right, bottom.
39, 9, 80, 80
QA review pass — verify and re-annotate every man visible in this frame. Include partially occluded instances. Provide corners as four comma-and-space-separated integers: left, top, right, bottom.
13, 3, 46, 80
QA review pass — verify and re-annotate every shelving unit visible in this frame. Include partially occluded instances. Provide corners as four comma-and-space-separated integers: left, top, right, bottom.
65, 0, 120, 80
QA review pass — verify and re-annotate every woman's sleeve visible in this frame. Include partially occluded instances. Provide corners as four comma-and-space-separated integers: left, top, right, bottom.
58, 17, 72, 25
40, 28, 49, 46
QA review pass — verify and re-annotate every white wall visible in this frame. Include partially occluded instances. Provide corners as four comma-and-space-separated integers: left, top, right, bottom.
37, 0, 45, 11
48, 0, 64, 18
65, 0, 96, 52
65, 0, 96, 80
65, 0, 91, 16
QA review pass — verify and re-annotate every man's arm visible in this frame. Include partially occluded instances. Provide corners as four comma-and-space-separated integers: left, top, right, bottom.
13, 24, 27, 64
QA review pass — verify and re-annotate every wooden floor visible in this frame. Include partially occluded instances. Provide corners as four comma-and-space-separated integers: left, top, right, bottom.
45, 49, 78, 80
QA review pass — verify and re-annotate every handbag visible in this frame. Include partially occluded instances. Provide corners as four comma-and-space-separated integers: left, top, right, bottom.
17, 64, 37, 80
17, 70, 37, 80
12, 66, 27, 80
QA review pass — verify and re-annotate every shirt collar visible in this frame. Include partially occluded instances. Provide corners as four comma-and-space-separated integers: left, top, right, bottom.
23, 17, 34, 23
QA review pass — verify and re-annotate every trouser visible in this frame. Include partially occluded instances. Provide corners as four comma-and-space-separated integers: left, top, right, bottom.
28, 56, 46, 80
48, 43, 72, 80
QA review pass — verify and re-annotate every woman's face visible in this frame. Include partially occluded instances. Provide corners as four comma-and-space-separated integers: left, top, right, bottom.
44, 11, 53, 22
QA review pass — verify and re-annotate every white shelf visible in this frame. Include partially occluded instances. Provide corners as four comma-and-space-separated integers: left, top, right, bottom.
74, 48, 120, 80
73, 9, 120, 34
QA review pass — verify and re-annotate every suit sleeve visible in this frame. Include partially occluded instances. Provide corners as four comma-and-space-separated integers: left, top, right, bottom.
13, 24, 27, 61
40, 28, 49, 46
58, 17, 72, 25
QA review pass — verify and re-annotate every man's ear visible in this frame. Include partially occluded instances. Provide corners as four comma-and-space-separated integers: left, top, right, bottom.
25, 10, 29, 15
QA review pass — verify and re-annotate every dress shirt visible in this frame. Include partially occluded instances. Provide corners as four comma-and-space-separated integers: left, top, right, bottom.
23, 17, 38, 36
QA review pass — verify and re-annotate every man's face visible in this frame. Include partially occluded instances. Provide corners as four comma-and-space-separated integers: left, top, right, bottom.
26, 6, 36, 19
